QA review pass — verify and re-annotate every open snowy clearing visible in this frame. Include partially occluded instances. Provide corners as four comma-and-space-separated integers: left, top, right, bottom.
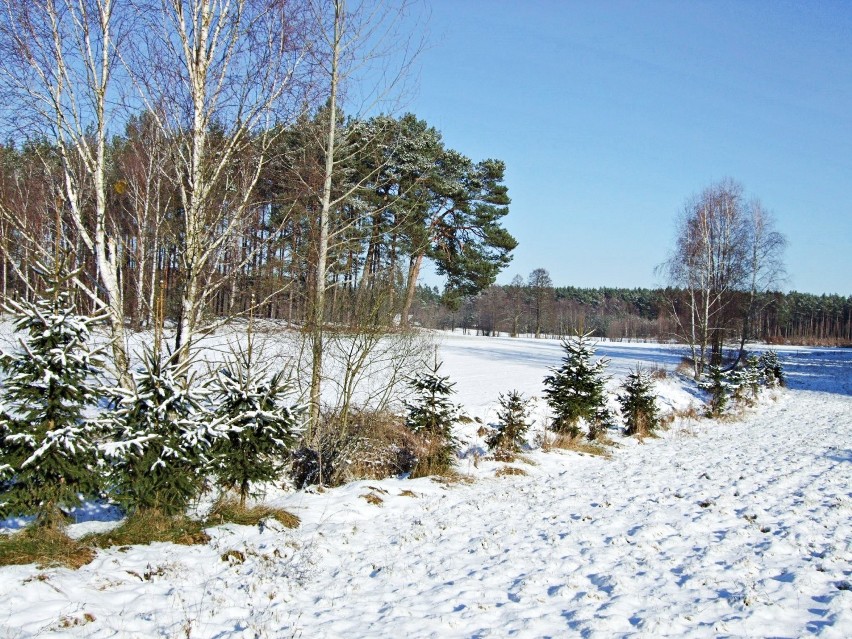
1, 334, 850, 638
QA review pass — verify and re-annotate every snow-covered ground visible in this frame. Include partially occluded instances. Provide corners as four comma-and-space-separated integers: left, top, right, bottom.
1, 333, 850, 638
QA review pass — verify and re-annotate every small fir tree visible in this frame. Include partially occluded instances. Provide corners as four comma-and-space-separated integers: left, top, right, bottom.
618, 369, 659, 437
405, 359, 459, 473
0, 276, 103, 527
487, 390, 531, 454
101, 350, 221, 515
699, 364, 734, 417
543, 332, 610, 438
210, 363, 304, 506
743, 355, 763, 399
758, 350, 785, 387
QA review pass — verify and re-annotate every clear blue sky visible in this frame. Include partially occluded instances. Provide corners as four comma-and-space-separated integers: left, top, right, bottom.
406, 0, 852, 296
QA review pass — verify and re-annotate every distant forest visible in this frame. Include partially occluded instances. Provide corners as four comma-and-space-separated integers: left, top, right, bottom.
411, 282, 852, 347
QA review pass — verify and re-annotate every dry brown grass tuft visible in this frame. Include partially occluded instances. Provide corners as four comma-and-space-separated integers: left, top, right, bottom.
207, 498, 300, 529
86, 509, 210, 549
361, 492, 384, 506
649, 366, 668, 380
0, 526, 96, 569
430, 472, 475, 487
670, 406, 700, 421
675, 358, 696, 377
546, 434, 611, 458
295, 409, 429, 487
488, 448, 517, 463
495, 466, 527, 477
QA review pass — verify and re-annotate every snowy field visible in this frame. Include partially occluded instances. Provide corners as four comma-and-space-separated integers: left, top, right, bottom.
1, 332, 850, 638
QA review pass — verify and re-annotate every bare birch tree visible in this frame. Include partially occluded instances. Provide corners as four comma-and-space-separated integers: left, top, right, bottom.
126, 0, 312, 366
302, 0, 422, 433
0, 0, 133, 385
661, 179, 784, 377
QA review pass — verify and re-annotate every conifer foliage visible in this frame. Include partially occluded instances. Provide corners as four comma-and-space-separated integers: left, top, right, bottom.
759, 350, 785, 387
543, 332, 610, 438
405, 359, 460, 473
101, 351, 220, 515
698, 364, 733, 417
0, 276, 102, 527
210, 357, 304, 506
487, 390, 531, 454
618, 369, 659, 437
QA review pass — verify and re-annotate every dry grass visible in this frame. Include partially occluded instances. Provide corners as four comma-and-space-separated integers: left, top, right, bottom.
360, 492, 384, 506
295, 409, 428, 487
675, 357, 696, 377
649, 365, 668, 380
515, 454, 537, 466
207, 498, 300, 529
86, 509, 210, 549
545, 434, 611, 458
0, 526, 96, 569
430, 472, 475, 487
495, 466, 527, 477
488, 448, 517, 463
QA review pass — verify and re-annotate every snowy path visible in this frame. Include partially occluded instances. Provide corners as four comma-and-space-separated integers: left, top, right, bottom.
1, 386, 850, 637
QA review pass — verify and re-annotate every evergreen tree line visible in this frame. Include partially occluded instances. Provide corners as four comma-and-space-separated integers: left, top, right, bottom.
410, 277, 852, 346
0, 111, 515, 335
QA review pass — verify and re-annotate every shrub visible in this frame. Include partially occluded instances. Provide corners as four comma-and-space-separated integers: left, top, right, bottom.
292, 409, 424, 487
486, 391, 531, 454
543, 332, 610, 438
618, 369, 660, 437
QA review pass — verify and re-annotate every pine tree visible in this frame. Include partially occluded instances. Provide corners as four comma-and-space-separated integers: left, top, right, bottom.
743, 355, 763, 399
543, 332, 610, 438
0, 276, 103, 527
487, 390, 531, 454
100, 350, 221, 515
405, 359, 459, 473
618, 369, 659, 437
698, 364, 734, 417
210, 362, 304, 506
758, 350, 784, 387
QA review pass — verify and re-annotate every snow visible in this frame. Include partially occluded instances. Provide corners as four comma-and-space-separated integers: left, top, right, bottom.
1, 332, 851, 637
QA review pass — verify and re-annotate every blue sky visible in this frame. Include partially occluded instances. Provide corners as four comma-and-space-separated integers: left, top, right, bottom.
406, 0, 851, 295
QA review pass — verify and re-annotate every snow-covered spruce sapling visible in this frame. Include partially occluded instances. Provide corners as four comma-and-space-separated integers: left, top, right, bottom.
100, 350, 222, 515
543, 332, 610, 439
698, 364, 734, 417
759, 350, 785, 387
487, 390, 531, 454
744, 355, 763, 399
405, 360, 460, 474
210, 364, 304, 506
618, 369, 660, 437
0, 281, 103, 527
